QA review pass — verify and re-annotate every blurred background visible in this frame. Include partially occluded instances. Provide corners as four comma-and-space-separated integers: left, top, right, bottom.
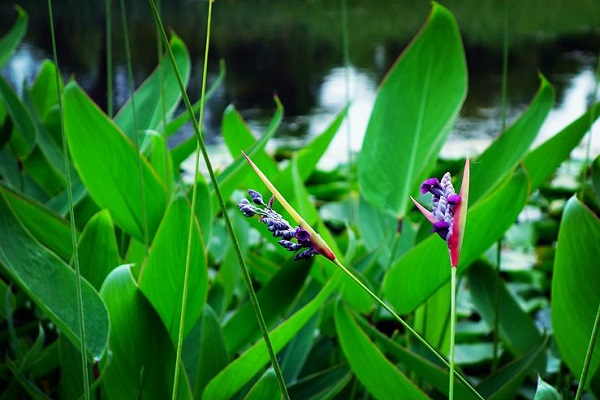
1, 0, 599, 169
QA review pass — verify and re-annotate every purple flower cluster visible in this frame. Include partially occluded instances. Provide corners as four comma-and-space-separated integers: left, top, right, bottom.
420, 173, 461, 243
238, 189, 318, 260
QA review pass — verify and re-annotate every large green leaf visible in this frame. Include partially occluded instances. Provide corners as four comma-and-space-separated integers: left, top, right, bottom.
551, 196, 600, 388
358, 2, 467, 217
63, 81, 167, 241
470, 75, 555, 203
0, 75, 35, 159
0, 6, 27, 68
0, 184, 74, 261
385, 168, 529, 314
100, 265, 192, 399
138, 193, 207, 342
114, 35, 191, 144
243, 369, 281, 400
222, 262, 310, 355
202, 273, 340, 400
523, 102, 600, 190
469, 261, 543, 356
356, 312, 480, 400
476, 336, 548, 400
30, 60, 61, 120
334, 302, 429, 400
78, 210, 120, 291
0, 191, 108, 358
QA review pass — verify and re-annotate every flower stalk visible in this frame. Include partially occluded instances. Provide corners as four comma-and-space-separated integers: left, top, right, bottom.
240, 154, 482, 400
411, 158, 470, 400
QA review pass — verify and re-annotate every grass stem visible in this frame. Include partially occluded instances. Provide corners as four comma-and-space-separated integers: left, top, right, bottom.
146, 2, 290, 398
574, 304, 600, 400
47, 0, 90, 398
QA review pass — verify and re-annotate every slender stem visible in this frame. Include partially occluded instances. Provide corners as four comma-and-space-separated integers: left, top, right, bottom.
493, 0, 510, 373
47, 1, 89, 398
574, 304, 600, 400
147, 2, 289, 399
154, 0, 171, 192
340, 0, 352, 174
332, 259, 483, 400
449, 267, 457, 400
119, 0, 149, 253
105, 0, 113, 118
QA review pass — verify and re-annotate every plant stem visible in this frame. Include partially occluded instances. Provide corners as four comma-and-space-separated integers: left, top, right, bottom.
574, 304, 600, 400
147, 2, 290, 399
104, 0, 113, 118
449, 267, 457, 400
332, 259, 483, 400
47, 1, 90, 398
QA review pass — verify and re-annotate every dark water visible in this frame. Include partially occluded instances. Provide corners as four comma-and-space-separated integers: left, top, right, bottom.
1, 0, 599, 169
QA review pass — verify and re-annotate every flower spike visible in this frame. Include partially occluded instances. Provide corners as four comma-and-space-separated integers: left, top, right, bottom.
412, 158, 470, 268
239, 152, 336, 261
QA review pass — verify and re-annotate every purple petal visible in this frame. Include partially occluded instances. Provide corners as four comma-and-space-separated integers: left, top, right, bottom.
420, 178, 440, 194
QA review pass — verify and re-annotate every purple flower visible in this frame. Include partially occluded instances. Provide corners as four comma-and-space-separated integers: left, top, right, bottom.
411, 159, 470, 268
238, 189, 320, 261
417, 172, 461, 243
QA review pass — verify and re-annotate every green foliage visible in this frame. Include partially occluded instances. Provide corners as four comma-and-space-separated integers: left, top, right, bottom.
1, 2, 598, 399
552, 196, 600, 390
358, 3, 467, 218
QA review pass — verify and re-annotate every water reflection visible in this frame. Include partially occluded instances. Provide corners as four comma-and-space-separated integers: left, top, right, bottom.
1, 0, 599, 171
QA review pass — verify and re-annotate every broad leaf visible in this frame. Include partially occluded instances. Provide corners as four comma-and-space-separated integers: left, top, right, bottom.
100, 265, 192, 399
533, 376, 561, 400
63, 81, 167, 242
0, 191, 108, 358
0, 6, 27, 68
358, 2, 467, 217
202, 273, 340, 400
0, 75, 35, 159
469, 261, 543, 356
470, 75, 554, 203
243, 369, 281, 400
78, 210, 120, 291
138, 193, 208, 342
551, 196, 600, 387
334, 302, 429, 400
114, 34, 191, 144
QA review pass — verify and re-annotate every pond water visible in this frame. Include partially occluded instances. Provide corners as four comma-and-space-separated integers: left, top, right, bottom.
1, 0, 599, 171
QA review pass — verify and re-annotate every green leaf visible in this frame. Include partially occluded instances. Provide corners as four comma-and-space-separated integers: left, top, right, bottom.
243, 369, 281, 400
385, 167, 529, 314
469, 261, 543, 355
100, 265, 192, 399
222, 261, 310, 355
138, 193, 208, 342
334, 302, 429, 400
358, 2, 467, 218
0, 184, 74, 261
63, 81, 167, 242
0, 6, 27, 68
202, 273, 340, 400
533, 376, 561, 400
476, 336, 548, 400
356, 312, 480, 400
114, 34, 191, 144
30, 60, 61, 119
287, 364, 351, 400
184, 305, 229, 398
523, 102, 600, 190
470, 75, 554, 203
145, 130, 174, 193
0, 75, 35, 159
0, 191, 108, 358
592, 155, 600, 200
222, 103, 280, 188
551, 196, 600, 387
78, 210, 120, 291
